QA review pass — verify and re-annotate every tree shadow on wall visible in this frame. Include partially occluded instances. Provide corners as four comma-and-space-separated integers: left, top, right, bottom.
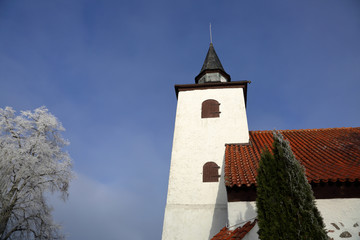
234, 201, 256, 228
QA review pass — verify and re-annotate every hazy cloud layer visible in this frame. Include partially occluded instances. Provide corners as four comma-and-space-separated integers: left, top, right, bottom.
51, 173, 163, 240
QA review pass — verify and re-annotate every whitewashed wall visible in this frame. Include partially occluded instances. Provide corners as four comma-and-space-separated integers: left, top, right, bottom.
318, 198, 360, 240
162, 87, 249, 240
227, 198, 360, 240
227, 201, 257, 230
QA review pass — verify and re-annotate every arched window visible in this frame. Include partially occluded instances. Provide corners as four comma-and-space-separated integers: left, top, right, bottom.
203, 162, 220, 182
201, 99, 220, 118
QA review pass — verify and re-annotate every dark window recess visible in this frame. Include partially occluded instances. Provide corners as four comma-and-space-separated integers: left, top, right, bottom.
203, 162, 220, 182
201, 99, 220, 118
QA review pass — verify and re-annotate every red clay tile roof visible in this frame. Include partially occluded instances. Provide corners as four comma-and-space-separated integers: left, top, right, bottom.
211, 220, 257, 240
225, 127, 360, 187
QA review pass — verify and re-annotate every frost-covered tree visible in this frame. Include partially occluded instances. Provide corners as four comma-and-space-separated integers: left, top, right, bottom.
0, 107, 73, 240
256, 131, 328, 240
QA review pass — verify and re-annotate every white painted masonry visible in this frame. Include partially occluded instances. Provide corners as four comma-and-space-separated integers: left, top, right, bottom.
227, 201, 259, 239
227, 201, 257, 231
227, 199, 360, 240
317, 198, 360, 240
162, 87, 249, 240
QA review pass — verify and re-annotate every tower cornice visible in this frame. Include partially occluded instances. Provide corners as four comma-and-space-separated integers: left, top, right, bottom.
175, 80, 251, 106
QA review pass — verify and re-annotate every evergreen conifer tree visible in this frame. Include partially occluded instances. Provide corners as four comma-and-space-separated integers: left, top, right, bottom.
256, 131, 328, 240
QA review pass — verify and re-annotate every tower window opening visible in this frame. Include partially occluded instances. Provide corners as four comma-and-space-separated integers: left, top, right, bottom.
203, 162, 220, 182
201, 99, 220, 118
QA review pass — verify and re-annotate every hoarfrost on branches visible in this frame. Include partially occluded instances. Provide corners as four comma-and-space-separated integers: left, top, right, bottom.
0, 106, 73, 240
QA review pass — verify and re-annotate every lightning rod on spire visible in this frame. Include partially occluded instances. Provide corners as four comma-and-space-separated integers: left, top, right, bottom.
209, 23, 213, 44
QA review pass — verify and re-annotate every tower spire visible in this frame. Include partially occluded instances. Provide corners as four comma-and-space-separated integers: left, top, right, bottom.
195, 42, 231, 84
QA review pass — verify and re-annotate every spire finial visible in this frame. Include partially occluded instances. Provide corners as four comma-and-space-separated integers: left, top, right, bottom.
209, 23, 212, 44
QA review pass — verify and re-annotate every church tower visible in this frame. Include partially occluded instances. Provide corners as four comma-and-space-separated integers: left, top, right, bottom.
162, 43, 250, 240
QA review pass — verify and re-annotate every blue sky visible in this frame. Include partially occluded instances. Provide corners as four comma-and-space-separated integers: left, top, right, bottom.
0, 0, 359, 239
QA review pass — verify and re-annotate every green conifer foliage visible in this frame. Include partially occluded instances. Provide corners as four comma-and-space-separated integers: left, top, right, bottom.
256, 131, 328, 240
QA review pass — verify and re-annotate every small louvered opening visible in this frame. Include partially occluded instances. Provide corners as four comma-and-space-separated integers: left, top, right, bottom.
202, 99, 220, 118
203, 162, 220, 182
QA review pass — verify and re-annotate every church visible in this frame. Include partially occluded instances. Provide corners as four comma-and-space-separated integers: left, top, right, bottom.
161, 43, 360, 240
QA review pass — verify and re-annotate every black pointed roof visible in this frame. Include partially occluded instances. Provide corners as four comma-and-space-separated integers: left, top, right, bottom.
200, 43, 225, 72
195, 43, 231, 83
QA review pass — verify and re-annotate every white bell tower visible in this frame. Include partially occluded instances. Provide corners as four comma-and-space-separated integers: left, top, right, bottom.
162, 43, 250, 240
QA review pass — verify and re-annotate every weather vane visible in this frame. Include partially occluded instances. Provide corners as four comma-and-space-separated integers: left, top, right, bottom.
209, 23, 213, 44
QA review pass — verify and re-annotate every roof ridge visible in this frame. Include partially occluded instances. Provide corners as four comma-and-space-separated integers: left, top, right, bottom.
248, 127, 360, 134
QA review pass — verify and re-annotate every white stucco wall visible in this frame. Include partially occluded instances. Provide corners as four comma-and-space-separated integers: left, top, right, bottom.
317, 198, 360, 240
162, 87, 249, 240
227, 198, 360, 240
162, 203, 227, 240
227, 201, 257, 230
